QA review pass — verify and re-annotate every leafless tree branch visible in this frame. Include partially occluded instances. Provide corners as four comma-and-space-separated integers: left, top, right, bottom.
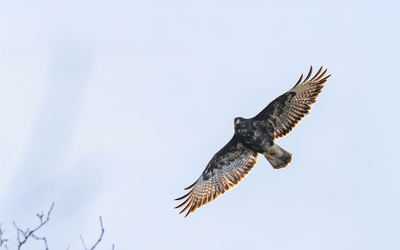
80, 217, 105, 250
1, 204, 114, 250
0, 223, 9, 247
12, 203, 54, 250
31, 234, 49, 250
80, 235, 88, 250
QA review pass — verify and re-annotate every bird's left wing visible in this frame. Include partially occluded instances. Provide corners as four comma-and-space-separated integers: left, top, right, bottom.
175, 137, 258, 217
253, 66, 331, 140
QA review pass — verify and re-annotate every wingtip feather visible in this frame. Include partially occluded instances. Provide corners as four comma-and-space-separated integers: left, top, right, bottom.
175, 191, 191, 201
179, 199, 193, 214
184, 181, 197, 190
301, 65, 313, 84
175, 195, 192, 209
313, 68, 327, 81
294, 73, 303, 87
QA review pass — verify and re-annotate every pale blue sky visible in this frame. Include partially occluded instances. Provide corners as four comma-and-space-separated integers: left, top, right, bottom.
1, 0, 399, 249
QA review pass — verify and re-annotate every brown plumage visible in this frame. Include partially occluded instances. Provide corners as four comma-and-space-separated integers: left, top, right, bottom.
176, 66, 331, 217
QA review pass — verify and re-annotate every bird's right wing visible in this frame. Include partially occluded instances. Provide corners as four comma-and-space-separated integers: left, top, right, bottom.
253, 66, 330, 140
175, 137, 258, 217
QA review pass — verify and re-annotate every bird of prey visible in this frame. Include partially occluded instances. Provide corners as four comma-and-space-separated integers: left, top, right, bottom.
175, 66, 330, 217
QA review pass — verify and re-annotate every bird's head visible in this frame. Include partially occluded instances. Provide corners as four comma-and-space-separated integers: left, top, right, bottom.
234, 117, 244, 130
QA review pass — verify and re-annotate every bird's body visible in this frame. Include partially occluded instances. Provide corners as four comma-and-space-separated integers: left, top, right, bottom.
176, 66, 331, 217
234, 117, 273, 152
234, 117, 292, 169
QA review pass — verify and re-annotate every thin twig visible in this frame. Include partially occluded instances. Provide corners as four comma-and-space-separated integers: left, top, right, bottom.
90, 217, 105, 250
80, 235, 88, 250
0, 223, 9, 247
31, 234, 49, 250
13, 203, 54, 250
3, 204, 113, 250
80, 217, 105, 250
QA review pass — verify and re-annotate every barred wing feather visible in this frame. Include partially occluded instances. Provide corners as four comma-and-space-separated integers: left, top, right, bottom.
254, 66, 331, 140
175, 138, 258, 217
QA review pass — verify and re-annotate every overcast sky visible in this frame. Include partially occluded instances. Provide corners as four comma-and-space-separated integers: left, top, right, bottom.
1, 0, 399, 249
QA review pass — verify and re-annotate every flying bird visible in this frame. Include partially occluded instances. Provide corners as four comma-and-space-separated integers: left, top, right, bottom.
175, 66, 331, 217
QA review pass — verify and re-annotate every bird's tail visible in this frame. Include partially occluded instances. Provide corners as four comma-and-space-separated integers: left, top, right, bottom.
262, 143, 293, 169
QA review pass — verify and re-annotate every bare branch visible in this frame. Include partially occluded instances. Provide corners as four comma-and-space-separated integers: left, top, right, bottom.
12, 203, 54, 249
80, 235, 88, 250
3, 204, 114, 250
90, 217, 105, 250
80, 217, 105, 250
0, 223, 9, 247
31, 234, 49, 250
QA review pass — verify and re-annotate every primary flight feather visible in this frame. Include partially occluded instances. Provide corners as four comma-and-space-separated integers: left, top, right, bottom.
175, 66, 331, 217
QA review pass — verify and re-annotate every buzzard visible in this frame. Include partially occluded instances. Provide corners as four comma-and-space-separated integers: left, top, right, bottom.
175, 66, 330, 217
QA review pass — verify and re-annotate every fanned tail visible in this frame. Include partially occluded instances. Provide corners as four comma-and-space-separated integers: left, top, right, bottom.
263, 143, 292, 169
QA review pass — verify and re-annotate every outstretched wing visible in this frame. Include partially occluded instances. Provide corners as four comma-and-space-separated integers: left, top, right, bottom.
175, 137, 258, 217
253, 66, 331, 140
